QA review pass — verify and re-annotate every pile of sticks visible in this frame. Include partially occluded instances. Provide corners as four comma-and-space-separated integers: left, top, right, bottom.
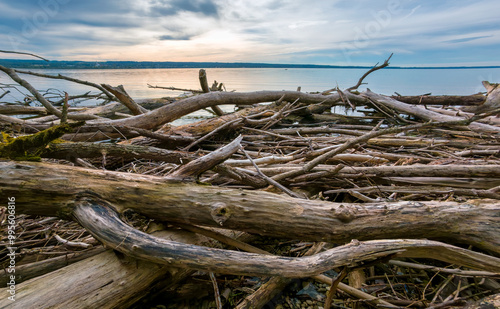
0, 54, 499, 308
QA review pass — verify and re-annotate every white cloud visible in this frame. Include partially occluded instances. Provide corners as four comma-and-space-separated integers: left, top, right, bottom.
0, 0, 499, 65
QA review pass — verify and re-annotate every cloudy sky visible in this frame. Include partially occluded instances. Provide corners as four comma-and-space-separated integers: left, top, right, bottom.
1, 0, 499, 66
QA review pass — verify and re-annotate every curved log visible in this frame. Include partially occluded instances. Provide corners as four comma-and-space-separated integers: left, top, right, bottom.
94, 91, 342, 130
73, 197, 500, 276
1, 160, 499, 254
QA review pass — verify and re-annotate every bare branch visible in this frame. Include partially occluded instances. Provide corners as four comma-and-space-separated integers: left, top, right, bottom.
14, 69, 116, 100
0, 49, 49, 61
346, 53, 393, 91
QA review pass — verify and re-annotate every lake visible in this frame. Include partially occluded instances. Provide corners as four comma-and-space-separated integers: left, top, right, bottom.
1, 67, 500, 123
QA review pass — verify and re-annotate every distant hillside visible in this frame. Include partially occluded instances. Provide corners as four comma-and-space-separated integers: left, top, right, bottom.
0, 59, 368, 70
0, 59, 499, 70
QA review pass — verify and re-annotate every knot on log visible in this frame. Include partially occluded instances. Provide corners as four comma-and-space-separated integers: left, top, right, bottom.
210, 202, 231, 226
332, 204, 356, 223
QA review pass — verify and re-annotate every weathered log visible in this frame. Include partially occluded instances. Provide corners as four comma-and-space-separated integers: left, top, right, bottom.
324, 185, 500, 200
169, 135, 242, 178
1, 160, 499, 254
91, 90, 342, 130
362, 90, 500, 133
72, 197, 500, 276
464, 293, 500, 309
0, 247, 106, 286
392, 94, 486, 106
0, 251, 167, 309
42, 141, 195, 164
462, 81, 500, 114
101, 84, 148, 115
256, 164, 500, 179
0, 104, 85, 115
0, 227, 225, 309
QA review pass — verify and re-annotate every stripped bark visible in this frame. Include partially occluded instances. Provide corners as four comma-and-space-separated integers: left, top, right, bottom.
362, 89, 500, 133
73, 198, 500, 276
1, 160, 499, 254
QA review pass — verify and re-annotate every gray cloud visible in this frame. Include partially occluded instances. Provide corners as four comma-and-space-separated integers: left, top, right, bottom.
146, 0, 219, 17
0, 0, 499, 65
444, 35, 494, 44
158, 34, 192, 40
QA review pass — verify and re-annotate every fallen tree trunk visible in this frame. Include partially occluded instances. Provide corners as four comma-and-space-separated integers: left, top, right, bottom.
71, 197, 500, 276
91, 90, 343, 130
362, 90, 500, 133
392, 94, 486, 106
0, 227, 228, 309
1, 160, 499, 254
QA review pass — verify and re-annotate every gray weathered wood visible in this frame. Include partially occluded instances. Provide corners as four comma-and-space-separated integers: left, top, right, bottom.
1, 160, 499, 254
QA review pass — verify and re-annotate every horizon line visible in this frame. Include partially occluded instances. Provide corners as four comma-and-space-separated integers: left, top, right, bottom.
1, 59, 500, 70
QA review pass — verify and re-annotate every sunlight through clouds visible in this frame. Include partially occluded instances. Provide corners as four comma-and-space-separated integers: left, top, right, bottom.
0, 0, 499, 66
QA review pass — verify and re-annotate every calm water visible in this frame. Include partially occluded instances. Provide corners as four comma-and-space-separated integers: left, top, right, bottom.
1, 67, 499, 123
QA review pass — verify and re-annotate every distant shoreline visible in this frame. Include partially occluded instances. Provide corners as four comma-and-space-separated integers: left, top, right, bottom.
1, 59, 499, 70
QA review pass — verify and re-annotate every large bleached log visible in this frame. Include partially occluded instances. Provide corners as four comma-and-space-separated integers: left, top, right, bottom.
93, 90, 343, 130
392, 94, 486, 106
70, 198, 500, 276
1, 160, 499, 254
362, 90, 500, 133
0, 228, 222, 309
462, 81, 500, 114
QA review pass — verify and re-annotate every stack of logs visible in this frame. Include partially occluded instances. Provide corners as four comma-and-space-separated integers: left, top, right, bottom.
0, 58, 499, 308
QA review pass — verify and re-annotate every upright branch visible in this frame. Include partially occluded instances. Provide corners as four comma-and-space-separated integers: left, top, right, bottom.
346, 53, 393, 91
199, 69, 224, 116
61, 92, 69, 124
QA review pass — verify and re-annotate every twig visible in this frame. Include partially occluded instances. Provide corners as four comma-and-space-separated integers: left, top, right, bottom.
347, 53, 393, 91
431, 274, 454, 304
336, 87, 356, 110
209, 272, 223, 309
147, 84, 203, 93
0, 50, 49, 61
239, 146, 304, 199
0, 90, 10, 100
324, 267, 348, 309
389, 260, 499, 277
53, 234, 92, 248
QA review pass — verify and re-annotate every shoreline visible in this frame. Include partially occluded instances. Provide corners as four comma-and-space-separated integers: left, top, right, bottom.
2, 59, 500, 70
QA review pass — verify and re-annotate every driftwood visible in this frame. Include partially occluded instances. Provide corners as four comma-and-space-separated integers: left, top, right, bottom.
1, 160, 499, 255
0, 227, 242, 309
462, 81, 500, 113
1, 56, 499, 308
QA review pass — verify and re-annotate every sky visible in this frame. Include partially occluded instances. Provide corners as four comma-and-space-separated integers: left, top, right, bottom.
0, 0, 499, 66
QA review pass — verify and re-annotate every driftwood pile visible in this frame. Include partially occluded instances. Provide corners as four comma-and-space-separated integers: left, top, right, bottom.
1, 55, 500, 308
